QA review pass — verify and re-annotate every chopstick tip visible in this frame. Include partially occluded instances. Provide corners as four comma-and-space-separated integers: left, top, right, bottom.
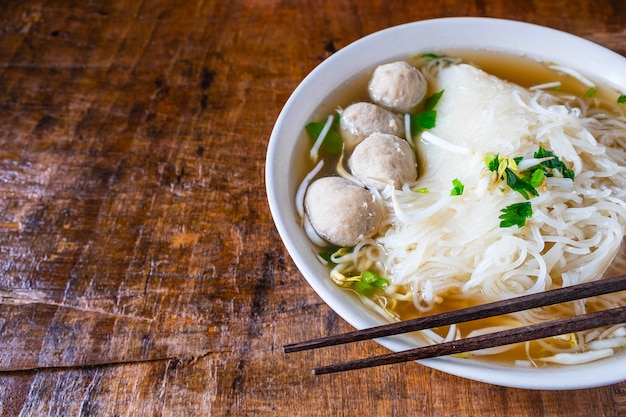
282, 344, 296, 354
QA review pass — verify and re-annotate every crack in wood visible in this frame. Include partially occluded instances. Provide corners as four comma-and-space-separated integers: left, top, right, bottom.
0, 356, 181, 374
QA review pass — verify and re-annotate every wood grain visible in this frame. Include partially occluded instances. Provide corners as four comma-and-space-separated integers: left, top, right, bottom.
1, 0, 625, 415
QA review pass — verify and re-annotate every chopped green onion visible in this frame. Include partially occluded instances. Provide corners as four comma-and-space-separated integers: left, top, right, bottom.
530, 168, 545, 188
585, 87, 597, 97
450, 178, 464, 196
353, 270, 389, 296
415, 187, 429, 193
354, 281, 374, 296
361, 271, 388, 288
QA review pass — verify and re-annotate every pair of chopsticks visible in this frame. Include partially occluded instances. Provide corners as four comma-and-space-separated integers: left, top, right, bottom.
283, 274, 626, 375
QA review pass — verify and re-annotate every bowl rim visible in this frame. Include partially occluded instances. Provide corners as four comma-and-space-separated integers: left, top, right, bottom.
265, 17, 626, 390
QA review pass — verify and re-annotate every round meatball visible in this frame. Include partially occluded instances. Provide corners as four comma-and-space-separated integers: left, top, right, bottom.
305, 177, 382, 247
349, 133, 417, 191
368, 61, 427, 113
339, 102, 405, 150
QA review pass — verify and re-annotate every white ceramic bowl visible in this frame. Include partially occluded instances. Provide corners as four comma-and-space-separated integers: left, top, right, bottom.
265, 17, 626, 389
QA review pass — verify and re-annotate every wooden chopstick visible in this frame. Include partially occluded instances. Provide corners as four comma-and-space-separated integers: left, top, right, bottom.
282, 274, 626, 375
283, 273, 626, 354
313, 305, 626, 375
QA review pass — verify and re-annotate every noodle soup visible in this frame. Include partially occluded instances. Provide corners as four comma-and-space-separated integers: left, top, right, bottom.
297, 51, 626, 366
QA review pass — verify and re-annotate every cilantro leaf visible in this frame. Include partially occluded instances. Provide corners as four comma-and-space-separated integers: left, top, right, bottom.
499, 202, 532, 228
485, 154, 500, 172
410, 110, 437, 131
534, 147, 574, 179
424, 90, 444, 111
504, 168, 538, 200
305, 114, 342, 155
409, 90, 444, 133
317, 251, 336, 265
618, 95, 626, 104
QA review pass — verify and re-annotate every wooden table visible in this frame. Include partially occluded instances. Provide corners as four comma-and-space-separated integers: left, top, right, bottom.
1, 1, 625, 415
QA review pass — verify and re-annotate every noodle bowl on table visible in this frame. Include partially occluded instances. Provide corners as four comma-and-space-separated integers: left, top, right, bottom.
265, 17, 626, 389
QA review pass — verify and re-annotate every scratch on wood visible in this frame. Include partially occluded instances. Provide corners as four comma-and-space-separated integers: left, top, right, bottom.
0, 288, 153, 322
0, 288, 49, 306
157, 358, 177, 400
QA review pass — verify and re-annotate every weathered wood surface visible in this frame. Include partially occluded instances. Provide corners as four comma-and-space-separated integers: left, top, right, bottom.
1, 0, 625, 415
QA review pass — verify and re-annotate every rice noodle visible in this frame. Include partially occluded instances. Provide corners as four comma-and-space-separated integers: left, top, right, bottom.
309, 114, 334, 162
548, 64, 596, 87
530, 81, 561, 91
295, 159, 324, 221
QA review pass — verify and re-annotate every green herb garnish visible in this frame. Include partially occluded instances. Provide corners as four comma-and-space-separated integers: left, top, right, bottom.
319, 246, 354, 266
317, 251, 336, 265
450, 178, 464, 196
410, 90, 444, 132
618, 94, 626, 104
354, 270, 390, 296
305, 113, 342, 154
499, 201, 532, 228
503, 167, 539, 199
415, 187, 429, 193
530, 168, 545, 188
534, 147, 574, 179
485, 148, 573, 229
486, 155, 538, 200
485, 153, 500, 172
424, 90, 444, 111
410, 110, 437, 130
486, 147, 573, 201
585, 87, 597, 98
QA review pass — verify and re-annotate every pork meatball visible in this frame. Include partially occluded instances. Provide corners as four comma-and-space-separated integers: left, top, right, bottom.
349, 133, 417, 191
305, 177, 382, 247
368, 61, 427, 113
339, 102, 405, 150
